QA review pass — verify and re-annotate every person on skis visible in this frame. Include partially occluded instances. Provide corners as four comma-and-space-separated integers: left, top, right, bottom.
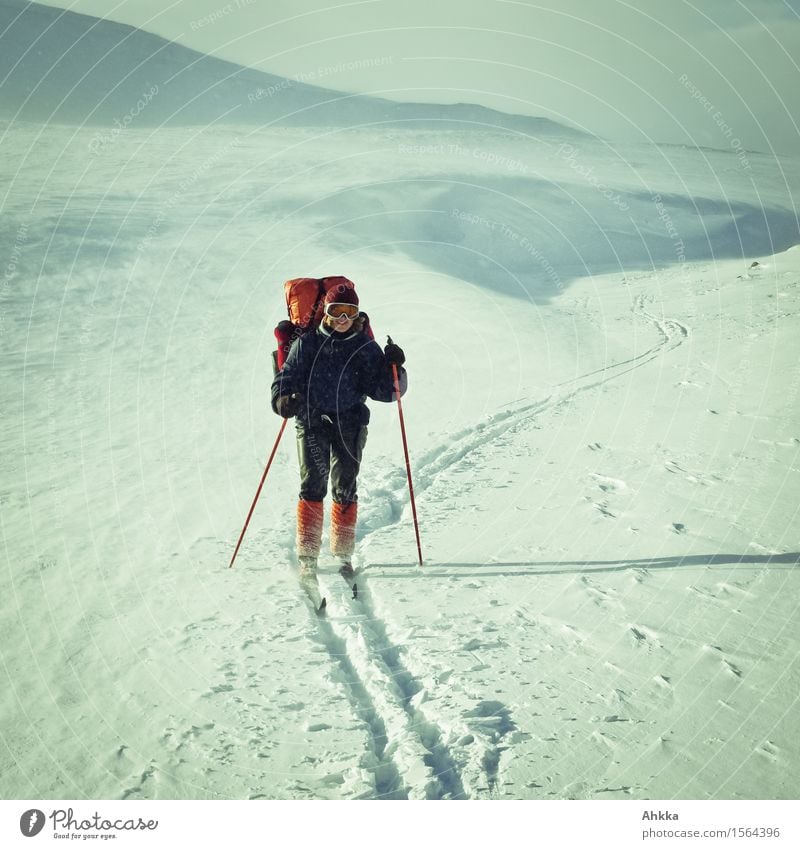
271, 279, 407, 578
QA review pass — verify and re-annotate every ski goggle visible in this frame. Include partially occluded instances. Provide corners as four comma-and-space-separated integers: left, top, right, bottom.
324, 302, 359, 319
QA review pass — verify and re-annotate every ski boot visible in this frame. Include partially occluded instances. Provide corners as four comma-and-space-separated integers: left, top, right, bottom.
337, 558, 358, 599
337, 558, 355, 579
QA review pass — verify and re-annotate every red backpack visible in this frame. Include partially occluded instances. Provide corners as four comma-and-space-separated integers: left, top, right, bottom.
272, 276, 373, 373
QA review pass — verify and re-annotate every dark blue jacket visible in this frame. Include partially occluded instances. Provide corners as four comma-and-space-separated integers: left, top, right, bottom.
271, 323, 407, 428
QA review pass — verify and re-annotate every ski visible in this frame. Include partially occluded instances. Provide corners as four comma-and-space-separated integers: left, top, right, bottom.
299, 573, 327, 615
339, 564, 358, 600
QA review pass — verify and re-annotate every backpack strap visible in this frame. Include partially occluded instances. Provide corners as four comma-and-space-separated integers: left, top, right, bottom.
309, 277, 327, 328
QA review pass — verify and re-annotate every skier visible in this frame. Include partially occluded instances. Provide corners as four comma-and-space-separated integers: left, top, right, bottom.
271, 280, 407, 579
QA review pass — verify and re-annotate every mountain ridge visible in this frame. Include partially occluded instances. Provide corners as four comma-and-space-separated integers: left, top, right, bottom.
0, 0, 588, 137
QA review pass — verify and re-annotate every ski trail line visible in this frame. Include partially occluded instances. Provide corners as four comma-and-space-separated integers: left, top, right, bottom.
350, 573, 516, 799
308, 612, 409, 798
235, 525, 463, 796
369, 293, 690, 533
320, 574, 468, 799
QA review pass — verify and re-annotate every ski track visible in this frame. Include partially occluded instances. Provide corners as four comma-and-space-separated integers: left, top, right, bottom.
371, 291, 689, 529
319, 574, 468, 799
307, 610, 409, 799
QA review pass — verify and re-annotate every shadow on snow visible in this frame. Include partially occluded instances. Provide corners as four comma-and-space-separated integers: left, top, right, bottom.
364, 552, 800, 578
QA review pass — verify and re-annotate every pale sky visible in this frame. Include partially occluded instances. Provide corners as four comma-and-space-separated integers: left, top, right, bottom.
37, 0, 800, 153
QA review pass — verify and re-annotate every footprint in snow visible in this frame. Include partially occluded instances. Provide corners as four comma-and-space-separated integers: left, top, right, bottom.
651, 675, 674, 704
121, 762, 159, 800
204, 683, 235, 696
105, 745, 137, 780
716, 581, 755, 598
630, 626, 646, 643
580, 576, 618, 608
723, 659, 743, 678
757, 740, 780, 762
629, 624, 662, 649
591, 730, 616, 751
702, 644, 744, 678
562, 780, 592, 800
590, 473, 627, 493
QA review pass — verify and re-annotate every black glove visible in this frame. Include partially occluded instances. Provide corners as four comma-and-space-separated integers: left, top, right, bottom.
384, 338, 405, 367
276, 393, 301, 419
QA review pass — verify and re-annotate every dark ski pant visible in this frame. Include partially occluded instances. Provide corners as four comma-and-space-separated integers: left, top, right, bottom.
296, 420, 368, 504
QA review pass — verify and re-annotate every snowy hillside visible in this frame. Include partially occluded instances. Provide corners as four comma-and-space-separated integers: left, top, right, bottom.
0, 0, 585, 138
2, 111, 798, 800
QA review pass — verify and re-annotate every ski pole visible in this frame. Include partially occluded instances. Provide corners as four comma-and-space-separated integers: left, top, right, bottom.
388, 337, 423, 567
228, 417, 288, 569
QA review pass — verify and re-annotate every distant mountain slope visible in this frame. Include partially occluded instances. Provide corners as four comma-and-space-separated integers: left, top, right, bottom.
0, 0, 587, 136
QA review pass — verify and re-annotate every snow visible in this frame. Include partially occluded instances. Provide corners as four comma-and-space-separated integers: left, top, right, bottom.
2, 97, 800, 802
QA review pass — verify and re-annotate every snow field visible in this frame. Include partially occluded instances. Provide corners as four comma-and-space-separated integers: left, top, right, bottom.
2, 122, 799, 799
354, 253, 800, 799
